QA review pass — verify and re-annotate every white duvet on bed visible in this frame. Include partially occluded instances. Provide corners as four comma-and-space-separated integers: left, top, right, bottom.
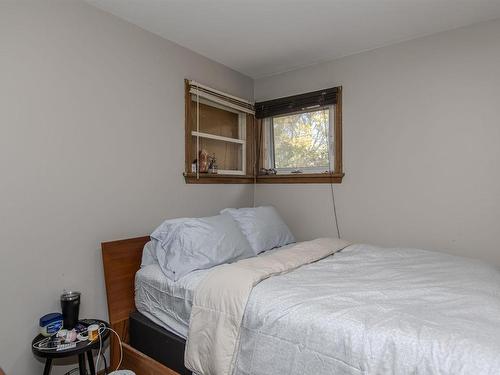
186, 242, 500, 375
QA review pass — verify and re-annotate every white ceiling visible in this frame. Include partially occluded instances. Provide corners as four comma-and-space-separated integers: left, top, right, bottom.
87, 0, 500, 78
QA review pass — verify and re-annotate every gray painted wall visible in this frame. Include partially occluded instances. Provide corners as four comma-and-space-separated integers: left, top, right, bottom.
1, 2, 500, 374
255, 19, 500, 266
0, 2, 253, 373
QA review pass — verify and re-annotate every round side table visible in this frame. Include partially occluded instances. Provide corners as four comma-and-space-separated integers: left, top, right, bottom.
32, 319, 110, 375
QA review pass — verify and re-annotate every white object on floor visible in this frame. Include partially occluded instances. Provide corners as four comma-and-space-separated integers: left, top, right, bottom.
108, 371, 135, 375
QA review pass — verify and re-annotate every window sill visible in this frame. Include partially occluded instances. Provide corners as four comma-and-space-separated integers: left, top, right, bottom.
257, 173, 344, 184
183, 172, 344, 184
183, 173, 255, 184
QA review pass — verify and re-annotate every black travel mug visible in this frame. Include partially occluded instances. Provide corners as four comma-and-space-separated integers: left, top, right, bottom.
61, 291, 81, 329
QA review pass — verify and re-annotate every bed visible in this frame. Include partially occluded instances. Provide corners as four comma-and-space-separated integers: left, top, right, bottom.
102, 237, 500, 375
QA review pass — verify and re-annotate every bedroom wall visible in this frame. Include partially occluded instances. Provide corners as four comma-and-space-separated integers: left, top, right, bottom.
254, 19, 500, 265
0, 2, 253, 374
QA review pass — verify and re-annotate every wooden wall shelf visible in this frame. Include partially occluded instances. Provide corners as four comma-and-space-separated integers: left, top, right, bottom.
183, 173, 255, 184
257, 173, 344, 184
183, 173, 344, 184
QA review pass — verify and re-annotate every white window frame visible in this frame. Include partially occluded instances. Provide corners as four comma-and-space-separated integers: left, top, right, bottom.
266, 105, 334, 175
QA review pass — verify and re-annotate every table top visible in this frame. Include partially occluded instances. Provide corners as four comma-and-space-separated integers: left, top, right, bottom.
32, 319, 110, 359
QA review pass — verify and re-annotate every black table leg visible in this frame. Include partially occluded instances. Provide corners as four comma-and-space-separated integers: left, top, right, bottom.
87, 350, 96, 375
43, 358, 52, 375
78, 353, 86, 375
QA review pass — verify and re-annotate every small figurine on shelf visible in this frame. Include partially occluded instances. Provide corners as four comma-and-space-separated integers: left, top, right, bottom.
208, 153, 218, 174
191, 159, 197, 173
198, 149, 209, 173
260, 167, 277, 175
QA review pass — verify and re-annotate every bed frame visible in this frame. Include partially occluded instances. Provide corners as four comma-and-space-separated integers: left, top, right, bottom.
101, 236, 180, 375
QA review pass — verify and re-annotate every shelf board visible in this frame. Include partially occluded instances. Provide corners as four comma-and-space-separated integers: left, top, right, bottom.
183, 172, 344, 184
191, 131, 245, 144
183, 173, 254, 184
257, 173, 344, 184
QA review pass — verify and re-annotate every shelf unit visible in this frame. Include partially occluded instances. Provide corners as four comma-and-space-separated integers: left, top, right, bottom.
191, 131, 246, 175
185, 80, 254, 180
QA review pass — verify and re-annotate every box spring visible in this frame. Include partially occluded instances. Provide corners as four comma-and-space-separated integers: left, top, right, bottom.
129, 311, 191, 375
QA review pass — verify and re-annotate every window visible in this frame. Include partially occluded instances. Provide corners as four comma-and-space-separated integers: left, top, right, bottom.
268, 106, 333, 174
256, 87, 343, 183
184, 81, 343, 184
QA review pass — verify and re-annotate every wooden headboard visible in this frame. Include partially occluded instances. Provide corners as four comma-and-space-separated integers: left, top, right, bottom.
101, 236, 150, 368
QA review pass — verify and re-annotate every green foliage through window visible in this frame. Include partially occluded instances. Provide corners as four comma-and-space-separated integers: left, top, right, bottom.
273, 108, 330, 169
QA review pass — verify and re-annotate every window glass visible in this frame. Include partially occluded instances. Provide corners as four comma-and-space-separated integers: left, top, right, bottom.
272, 108, 330, 170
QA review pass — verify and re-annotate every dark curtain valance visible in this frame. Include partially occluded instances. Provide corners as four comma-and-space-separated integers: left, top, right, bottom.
254, 87, 339, 119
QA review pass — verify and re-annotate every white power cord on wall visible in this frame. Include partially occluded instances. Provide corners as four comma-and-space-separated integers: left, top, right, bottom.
324, 108, 341, 239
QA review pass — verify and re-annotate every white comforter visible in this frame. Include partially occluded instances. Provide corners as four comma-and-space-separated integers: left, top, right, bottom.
186, 241, 500, 375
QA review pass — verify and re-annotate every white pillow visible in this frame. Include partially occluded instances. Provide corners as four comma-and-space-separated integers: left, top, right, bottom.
140, 240, 157, 267
221, 206, 295, 255
142, 217, 187, 268
150, 214, 253, 281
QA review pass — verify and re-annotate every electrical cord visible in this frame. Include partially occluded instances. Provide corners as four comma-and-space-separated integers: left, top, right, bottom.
329, 181, 341, 238
95, 323, 123, 373
104, 326, 123, 371
253, 126, 257, 208
324, 107, 341, 239
101, 351, 108, 374
95, 324, 103, 374
32, 336, 54, 350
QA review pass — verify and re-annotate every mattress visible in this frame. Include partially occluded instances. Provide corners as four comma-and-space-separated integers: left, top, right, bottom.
135, 263, 209, 338
135, 242, 292, 338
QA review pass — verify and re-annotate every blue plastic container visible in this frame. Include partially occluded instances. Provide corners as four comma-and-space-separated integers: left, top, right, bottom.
39, 313, 63, 336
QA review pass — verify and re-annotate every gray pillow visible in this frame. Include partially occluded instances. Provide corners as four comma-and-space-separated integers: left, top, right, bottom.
151, 214, 253, 281
221, 206, 295, 255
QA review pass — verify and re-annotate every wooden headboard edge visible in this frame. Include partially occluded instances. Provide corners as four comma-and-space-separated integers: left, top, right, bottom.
101, 235, 150, 369
101, 235, 150, 334
101, 235, 151, 248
